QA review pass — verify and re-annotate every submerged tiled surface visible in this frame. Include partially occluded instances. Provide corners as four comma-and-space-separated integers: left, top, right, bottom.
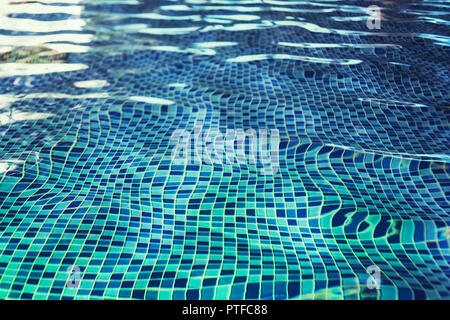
0, 0, 449, 299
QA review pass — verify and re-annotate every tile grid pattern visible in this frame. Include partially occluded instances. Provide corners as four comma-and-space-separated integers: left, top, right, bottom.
0, 0, 449, 299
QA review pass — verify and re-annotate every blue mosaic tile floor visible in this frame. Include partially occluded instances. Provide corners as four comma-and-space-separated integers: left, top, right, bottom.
0, 0, 449, 300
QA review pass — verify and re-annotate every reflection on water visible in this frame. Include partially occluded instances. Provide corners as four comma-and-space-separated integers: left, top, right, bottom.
0, 0, 449, 300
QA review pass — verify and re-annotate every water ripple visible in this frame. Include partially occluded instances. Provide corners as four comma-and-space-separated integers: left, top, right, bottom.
0, 0, 449, 301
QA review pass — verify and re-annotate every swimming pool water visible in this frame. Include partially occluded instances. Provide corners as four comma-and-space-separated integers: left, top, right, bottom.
0, 0, 449, 300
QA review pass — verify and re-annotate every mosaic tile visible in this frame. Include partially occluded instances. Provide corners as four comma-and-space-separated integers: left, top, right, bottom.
0, 0, 449, 300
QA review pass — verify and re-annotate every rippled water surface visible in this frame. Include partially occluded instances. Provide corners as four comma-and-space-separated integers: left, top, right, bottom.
0, 0, 449, 299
